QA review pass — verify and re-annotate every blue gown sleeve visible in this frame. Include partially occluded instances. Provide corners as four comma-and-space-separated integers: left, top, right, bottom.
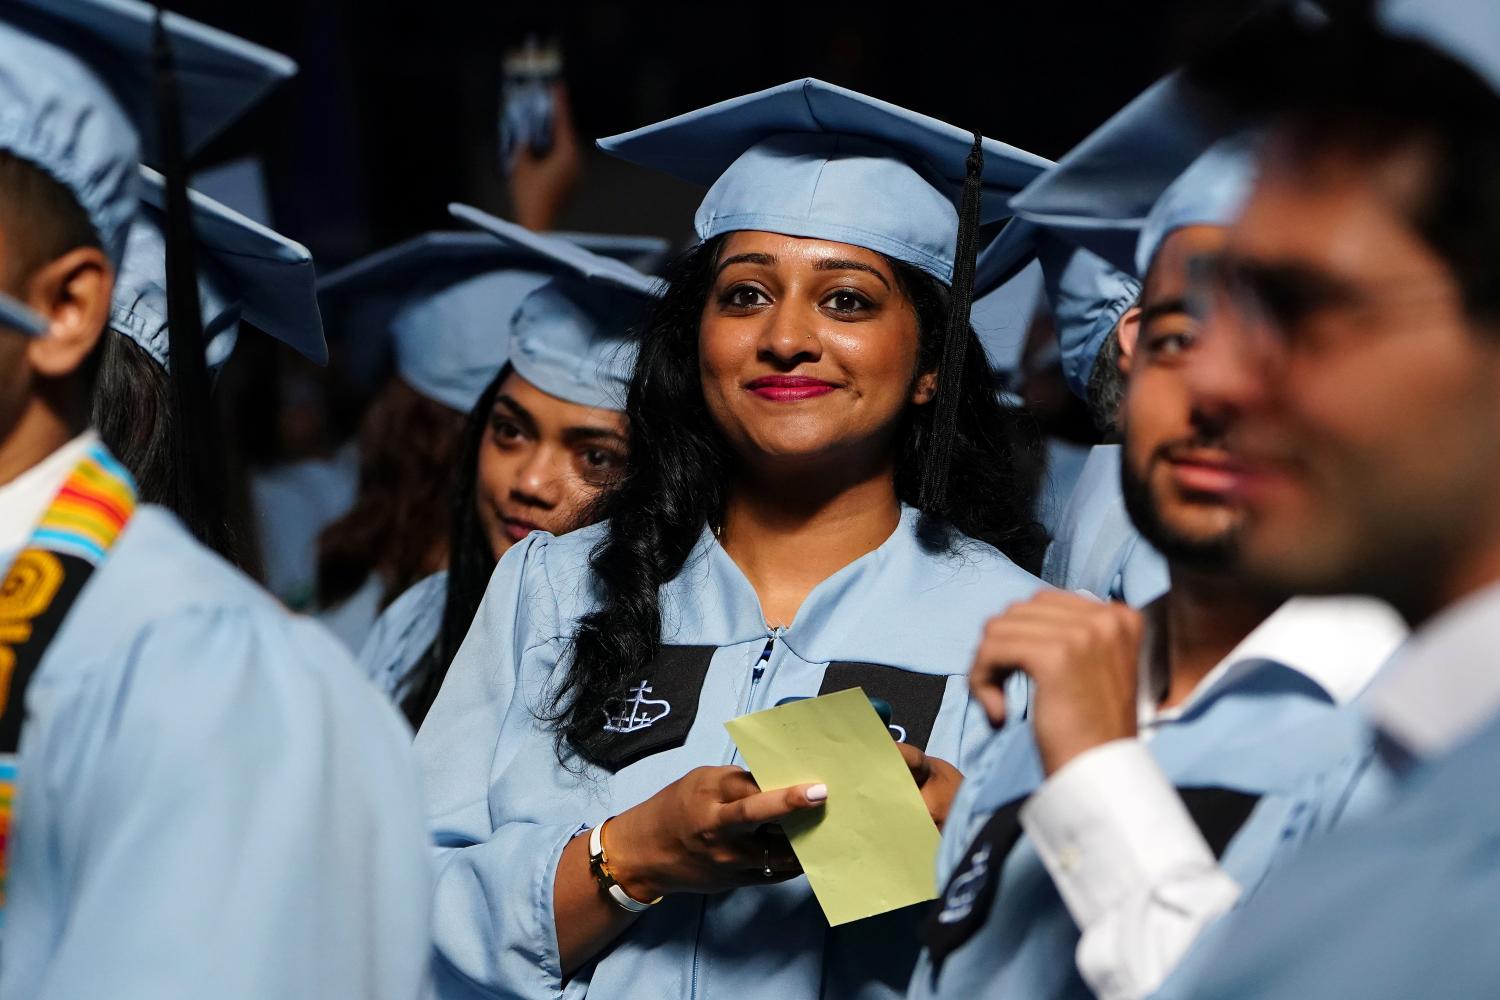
32, 607, 433, 1000
359, 571, 449, 703
413, 534, 586, 999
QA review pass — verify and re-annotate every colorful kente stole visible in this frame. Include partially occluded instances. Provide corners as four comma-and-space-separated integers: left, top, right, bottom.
0, 442, 135, 917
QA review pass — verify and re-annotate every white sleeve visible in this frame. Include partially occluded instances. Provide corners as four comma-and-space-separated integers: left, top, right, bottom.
1018, 739, 1243, 1000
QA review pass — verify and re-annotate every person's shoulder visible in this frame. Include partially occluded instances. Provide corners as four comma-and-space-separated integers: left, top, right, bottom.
385, 569, 450, 619
507, 518, 610, 605
53, 507, 412, 747
925, 526, 1049, 604
109, 506, 295, 619
80, 507, 370, 689
359, 570, 449, 693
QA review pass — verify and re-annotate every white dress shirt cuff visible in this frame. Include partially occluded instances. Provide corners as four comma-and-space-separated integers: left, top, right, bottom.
1020, 738, 1231, 931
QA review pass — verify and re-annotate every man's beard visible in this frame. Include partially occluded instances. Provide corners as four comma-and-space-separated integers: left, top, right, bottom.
1120, 440, 1241, 573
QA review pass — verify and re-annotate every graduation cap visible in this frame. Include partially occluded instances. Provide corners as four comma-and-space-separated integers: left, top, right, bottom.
110, 165, 325, 371
1379, 0, 1500, 98
597, 78, 1050, 285
967, 223, 1045, 379
0, 0, 294, 274
450, 204, 664, 412
0, 0, 297, 557
1008, 65, 1261, 279
1133, 133, 1260, 278
1007, 72, 1246, 278
598, 78, 1054, 506
320, 226, 663, 414
966, 219, 1142, 401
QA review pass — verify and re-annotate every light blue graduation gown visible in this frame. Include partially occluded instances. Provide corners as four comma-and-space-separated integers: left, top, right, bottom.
909, 657, 1361, 1000
1042, 445, 1168, 605
361, 570, 450, 704
1036, 438, 1091, 537
0, 505, 433, 1000
1154, 710, 1500, 998
415, 506, 1044, 1000
251, 442, 359, 610
318, 572, 384, 654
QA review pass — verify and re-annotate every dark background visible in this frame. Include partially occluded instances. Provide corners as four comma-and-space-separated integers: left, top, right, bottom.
170, 1, 1259, 269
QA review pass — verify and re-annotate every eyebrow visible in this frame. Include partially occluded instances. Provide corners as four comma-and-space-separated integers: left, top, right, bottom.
1139, 297, 1191, 324
813, 257, 891, 289
561, 426, 628, 448
714, 251, 892, 290
493, 394, 536, 433
716, 252, 775, 275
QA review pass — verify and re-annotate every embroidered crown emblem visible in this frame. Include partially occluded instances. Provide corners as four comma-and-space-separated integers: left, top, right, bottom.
937, 843, 992, 924
602, 681, 672, 734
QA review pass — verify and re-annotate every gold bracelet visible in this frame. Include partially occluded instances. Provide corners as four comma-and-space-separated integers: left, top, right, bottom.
588, 818, 662, 913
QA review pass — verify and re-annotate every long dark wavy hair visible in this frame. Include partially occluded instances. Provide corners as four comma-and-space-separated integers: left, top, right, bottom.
316, 377, 467, 610
395, 363, 511, 729
550, 235, 1047, 765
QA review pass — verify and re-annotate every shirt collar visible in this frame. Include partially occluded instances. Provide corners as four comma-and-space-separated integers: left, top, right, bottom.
1363, 578, 1500, 761
1140, 595, 1408, 729
0, 430, 98, 560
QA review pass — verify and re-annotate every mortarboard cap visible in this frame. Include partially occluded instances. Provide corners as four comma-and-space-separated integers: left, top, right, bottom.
110, 165, 325, 372
597, 78, 1051, 284
1134, 132, 1260, 278
1008, 73, 1237, 278
553, 231, 672, 275
1378, 0, 1500, 99
968, 222, 1045, 377
0, 0, 294, 271
450, 203, 664, 411
319, 226, 664, 414
318, 233, 551, 414
970, 219, 1141, 398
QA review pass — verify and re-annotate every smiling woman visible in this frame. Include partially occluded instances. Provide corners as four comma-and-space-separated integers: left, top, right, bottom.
412, 80, 1053, 1000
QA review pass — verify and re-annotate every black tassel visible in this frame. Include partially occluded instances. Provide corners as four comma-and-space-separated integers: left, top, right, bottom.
153, 6, 232, 557
919, 131, 984, 512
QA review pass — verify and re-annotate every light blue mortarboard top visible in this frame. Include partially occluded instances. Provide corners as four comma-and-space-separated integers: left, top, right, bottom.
970, 256, 1043, 377
450, 203, 664, 412
597, 78, 1052, 285
319, 228, 665, 414
0, 0, 294, 334
1379, 0, 1500, 97
1009, 73, 1236, 278
111, 166, 325, 372
1133, 131, 1259, 277
1365, 0, 1500, 155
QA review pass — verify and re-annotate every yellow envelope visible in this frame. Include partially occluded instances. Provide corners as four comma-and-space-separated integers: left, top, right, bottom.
725, 687, 941, 926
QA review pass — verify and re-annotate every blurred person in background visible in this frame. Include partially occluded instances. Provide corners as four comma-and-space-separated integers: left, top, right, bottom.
1138, 4, 1500, 996
927, 121, 1404, 1000
359, 208, 661, 729
0, 5, 431, 998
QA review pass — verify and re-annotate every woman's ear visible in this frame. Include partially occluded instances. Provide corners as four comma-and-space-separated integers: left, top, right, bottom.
911, 369, 938, 405
1115, 305, 1142, 378
24, 247, 113, 379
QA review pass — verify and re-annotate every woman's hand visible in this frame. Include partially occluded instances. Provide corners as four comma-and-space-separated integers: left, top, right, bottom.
603, 765, 827, 901
898, 743, 962, 830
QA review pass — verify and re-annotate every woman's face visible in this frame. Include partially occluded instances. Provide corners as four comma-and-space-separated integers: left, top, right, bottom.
475, 371, 628, 559
699, 231, 935, 475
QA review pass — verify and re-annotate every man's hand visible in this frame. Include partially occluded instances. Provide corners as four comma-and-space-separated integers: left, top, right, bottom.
970, 591, 1144, 775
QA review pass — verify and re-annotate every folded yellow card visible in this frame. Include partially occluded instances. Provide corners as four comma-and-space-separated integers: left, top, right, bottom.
725, 687, 942, 926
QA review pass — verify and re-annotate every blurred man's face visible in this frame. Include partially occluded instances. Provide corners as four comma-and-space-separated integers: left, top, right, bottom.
1188, 131, 1500, 617
1120, 225, 1243, 571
